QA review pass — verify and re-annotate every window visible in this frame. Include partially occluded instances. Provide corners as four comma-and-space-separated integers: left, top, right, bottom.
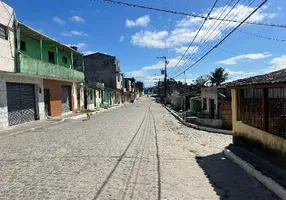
0, 24, 7, 40
203, 98, 207, 110
62, 56, 67, 64
118, 75, 120, 82
48, 51, 55, 64
20, 40, 26, 51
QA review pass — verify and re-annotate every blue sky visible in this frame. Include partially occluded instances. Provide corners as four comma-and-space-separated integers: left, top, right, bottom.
4, 0, 286, 86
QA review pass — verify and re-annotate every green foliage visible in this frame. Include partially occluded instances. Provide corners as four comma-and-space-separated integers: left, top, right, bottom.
209, 67, 229, 86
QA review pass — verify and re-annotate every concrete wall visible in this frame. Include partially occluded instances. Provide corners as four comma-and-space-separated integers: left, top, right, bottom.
0, 2, 15, 73
201, 87, 218, 115
43, 79, 74, 117
231, 88, 286, 154
0, 73, 45, 129
84, 53, 119, 89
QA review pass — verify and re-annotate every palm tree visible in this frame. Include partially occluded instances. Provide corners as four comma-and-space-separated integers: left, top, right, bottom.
209, 67, 229, 86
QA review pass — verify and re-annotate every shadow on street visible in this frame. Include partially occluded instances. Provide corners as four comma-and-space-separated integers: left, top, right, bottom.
196, 153, 279, 200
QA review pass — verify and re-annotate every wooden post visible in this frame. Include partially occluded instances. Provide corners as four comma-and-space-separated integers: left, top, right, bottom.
40, 39, 43, 60
55, 46, 59, 65
263, 88, 269, 132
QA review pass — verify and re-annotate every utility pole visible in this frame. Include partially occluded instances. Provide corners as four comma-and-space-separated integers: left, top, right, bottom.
157, 56, 167, 104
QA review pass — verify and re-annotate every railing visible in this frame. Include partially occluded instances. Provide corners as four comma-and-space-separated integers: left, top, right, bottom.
17, 53, 84, 82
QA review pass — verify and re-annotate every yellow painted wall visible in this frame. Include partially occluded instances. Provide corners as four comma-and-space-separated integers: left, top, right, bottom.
231, 89, 286, 154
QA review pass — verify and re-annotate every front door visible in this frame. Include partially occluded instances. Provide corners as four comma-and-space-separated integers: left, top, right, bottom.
61, 86, 71, 113
44, 89, 51, 117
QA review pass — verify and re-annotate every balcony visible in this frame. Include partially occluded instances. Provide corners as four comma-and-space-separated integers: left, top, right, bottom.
16, 53, 84, 82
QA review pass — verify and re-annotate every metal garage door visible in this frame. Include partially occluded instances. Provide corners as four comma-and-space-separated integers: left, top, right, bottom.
61, 86, 71, 113
6, 83, 36, 126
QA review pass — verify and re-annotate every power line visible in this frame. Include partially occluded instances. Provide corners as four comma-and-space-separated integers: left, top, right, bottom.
92, 0, 285, 29
173, 0, 257, 78
237, 29, 286, 42
173, 0, 256, 78
172, 0, 267, 79
171, 0, 245, 78
168, 0, 219, 75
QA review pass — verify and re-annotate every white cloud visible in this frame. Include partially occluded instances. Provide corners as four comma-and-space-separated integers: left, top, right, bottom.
119, 35, 125, 42
217, 52, 272, 65
174, 46, 199, 55
130, 4, 276, 50
70, 16, 85, 23
83, 51, 97, 55
53, 17, 65, 25
267, 55, 286, 71
131, 30, 168, 48
142, 57, 185, 71
126, 15, 151, 27
61, 30, 88, 37
227, 69, 257, 80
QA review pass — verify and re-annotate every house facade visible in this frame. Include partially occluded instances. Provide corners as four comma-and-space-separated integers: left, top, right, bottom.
198, 86, 232, 129
0, 2, 84, 129
84, 82, 104, 110
228, 69, 286, 168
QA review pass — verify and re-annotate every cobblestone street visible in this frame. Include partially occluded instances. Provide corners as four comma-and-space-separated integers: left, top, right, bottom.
0, 98, 278, 199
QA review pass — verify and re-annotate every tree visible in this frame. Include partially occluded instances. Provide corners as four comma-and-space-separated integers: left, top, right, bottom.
209, 67, 228, 86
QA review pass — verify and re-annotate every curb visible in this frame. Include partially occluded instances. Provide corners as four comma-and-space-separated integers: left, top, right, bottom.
163, 105, 232, 135
223, 148, 286, 200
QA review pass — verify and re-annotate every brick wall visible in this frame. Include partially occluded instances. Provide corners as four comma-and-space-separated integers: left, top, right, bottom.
43, 79, 74, 117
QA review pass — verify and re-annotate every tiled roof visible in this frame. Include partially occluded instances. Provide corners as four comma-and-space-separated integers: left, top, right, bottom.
226, 68, 286, 87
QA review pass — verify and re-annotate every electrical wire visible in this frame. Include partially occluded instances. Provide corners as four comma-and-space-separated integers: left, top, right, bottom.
169, 0, 237, 77
92, 0, 286, 29
173, 0, 257, 78
178, 1, 256, 77
171, 0, 245, 78
168, 0, 219, 75
237, 29, 286, 42
172, 0, 267, 78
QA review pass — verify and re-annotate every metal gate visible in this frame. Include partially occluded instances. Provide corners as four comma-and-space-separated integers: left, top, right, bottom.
6, 82, 36, 126
61, 86, 71, 113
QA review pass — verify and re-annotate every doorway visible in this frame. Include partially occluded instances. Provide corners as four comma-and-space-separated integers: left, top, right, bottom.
44, 89, 51, 117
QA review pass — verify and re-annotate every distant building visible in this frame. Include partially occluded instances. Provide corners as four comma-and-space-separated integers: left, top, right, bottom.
84, 53, 122, 90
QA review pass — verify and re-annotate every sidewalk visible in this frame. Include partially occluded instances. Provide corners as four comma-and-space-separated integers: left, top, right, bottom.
0, 103, 127, 140
224, 147, 286, 200
163, 104, 232, 135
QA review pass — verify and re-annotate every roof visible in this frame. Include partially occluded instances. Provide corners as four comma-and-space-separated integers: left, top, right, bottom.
226, 68, 286, 87
18, 22, 82, 55
84, 52, 117, 60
